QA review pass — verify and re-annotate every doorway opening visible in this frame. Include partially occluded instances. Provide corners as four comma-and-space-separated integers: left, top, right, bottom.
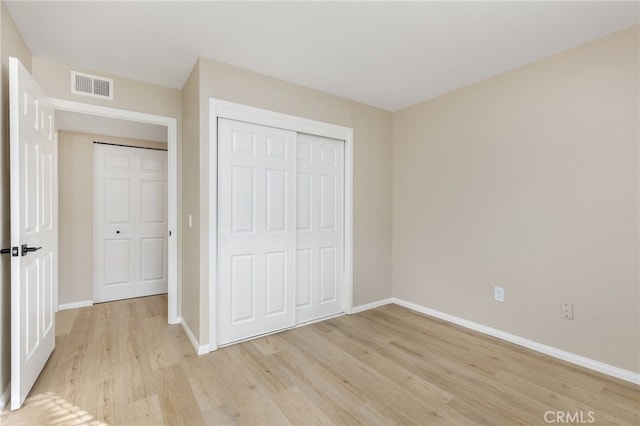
52, 99, 178, 325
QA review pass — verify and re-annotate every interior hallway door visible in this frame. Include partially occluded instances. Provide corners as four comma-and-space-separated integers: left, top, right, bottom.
9, 56, 57, 410
94, 143, 168, 303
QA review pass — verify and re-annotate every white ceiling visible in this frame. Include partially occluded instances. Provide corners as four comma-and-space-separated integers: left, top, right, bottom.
5, 1, 639, 112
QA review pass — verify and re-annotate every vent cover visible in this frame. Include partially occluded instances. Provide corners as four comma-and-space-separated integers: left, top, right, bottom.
71, 71, 113, 100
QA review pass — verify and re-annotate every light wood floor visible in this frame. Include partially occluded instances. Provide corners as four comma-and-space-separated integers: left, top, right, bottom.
1, 295, 638, 425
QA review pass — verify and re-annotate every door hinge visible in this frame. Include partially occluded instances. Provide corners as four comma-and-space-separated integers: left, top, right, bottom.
0, 246, 19, 257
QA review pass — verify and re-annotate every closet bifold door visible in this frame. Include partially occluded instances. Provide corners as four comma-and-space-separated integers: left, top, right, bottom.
217, 118, 297, 345
94, 144, 168, 303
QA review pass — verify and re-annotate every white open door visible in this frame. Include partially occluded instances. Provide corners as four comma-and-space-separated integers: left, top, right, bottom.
9, 57, 57, 410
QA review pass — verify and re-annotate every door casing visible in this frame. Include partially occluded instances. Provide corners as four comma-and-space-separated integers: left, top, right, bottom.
209, 98, 354, 351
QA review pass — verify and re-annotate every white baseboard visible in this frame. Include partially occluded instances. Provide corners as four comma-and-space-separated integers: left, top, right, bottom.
351, 297, 394, 314
0, 383, 10, 411
392, 298, 640, 385
58, 300, 93, 311
180, 318, 209, 356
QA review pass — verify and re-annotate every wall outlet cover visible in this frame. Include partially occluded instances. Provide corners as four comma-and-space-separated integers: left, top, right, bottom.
562, 302, 574, 320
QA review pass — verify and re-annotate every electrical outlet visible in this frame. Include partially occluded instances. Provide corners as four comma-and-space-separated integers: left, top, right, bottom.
494, 286, 505, 303
561, 302, 574, 320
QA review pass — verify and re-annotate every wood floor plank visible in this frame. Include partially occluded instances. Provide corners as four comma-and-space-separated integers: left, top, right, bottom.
182, 356, 229, 414
495, 370, 637, 425
199, 346, 291, 425
372, 305, 613, 394
282, 326, 428, 424
271, 385, 338, 425
312, 319, 455, 410
156, 364, 206, 425
235, 341, 294, 394
1, 295, 638, 425
117, 395, 164, 426
268, 334, 391, 424
302, 323, 455, 422
495, 360, 640, 423
436, 398, 515, 426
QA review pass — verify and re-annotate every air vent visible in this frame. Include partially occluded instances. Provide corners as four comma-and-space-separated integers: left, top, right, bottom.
71, 71, 113, 100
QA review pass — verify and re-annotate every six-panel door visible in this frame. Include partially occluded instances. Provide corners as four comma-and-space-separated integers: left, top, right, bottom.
10, 56, 57, 410
217, 119, 297, 345
94, 144, 168, 303
296, 133, 344, 323
217, 119, 347, 345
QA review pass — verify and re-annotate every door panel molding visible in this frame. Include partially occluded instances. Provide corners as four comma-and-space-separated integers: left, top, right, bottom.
209, 99, 354, 351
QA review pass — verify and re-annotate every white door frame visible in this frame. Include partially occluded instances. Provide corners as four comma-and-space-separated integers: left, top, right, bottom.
50, 98, 179, 325
209, 98, 354, 351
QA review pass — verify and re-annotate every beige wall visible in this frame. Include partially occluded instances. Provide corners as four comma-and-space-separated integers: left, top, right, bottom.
351, 102, 394, 304
392, 26, 639, 373
58, 131, 166, 305
32, 57, 182, 119
180, 62, 201, 339
180, 57, 394, 344
0, 0, 32, 401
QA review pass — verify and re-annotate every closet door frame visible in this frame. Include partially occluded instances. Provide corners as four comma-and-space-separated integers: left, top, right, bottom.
209, 99, 354, 351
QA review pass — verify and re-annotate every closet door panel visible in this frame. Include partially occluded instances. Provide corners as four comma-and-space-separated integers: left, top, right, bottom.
295, 133, 344, 324
94, 144, 167, 303
218, 119, 296, 345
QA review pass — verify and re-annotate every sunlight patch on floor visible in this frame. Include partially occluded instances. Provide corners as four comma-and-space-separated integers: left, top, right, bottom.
1, 392, 106, 426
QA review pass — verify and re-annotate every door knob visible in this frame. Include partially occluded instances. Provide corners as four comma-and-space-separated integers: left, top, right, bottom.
21, 244, 42, 256
116, 230, 120, 234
